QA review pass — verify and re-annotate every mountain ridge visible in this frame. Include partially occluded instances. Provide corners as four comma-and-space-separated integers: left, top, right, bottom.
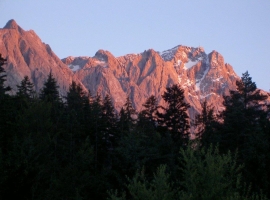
1, 19, 268, 118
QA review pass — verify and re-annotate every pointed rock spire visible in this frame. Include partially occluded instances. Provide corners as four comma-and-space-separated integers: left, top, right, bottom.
3, 19, 24, 33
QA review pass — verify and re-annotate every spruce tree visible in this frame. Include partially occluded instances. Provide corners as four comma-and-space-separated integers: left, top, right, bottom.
0, 53, 13, 158
118, 97, 137, 133
39, 71, 61, 103
16, 76, 35, 99
138, 95, 158, 132
0, 54, 11, 97
102, 94, 117, 137
39, 71, 63, 127
91, 93, 104, 170
220, 71, 269, 194
220, 71, 268, 151
157, 84, 190, 146
66, 81, 86, 112
194, 101, 220, 148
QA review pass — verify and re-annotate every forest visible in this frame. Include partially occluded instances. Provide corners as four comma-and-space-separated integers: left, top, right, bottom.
0, 54, 270, 200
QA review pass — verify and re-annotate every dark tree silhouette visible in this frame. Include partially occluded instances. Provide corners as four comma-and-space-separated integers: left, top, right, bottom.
66, 81, 86, 112
220, 71, 270, 194
138, 95, 158, 132
16, 76, 35, 98
39, 71, 61, 103
0, 54, 11, 97
118, 97, 137, 133
102, 94, 117, 135
157, 84, 190, 146
221, 71, 268, 151
194, 100, 220, 148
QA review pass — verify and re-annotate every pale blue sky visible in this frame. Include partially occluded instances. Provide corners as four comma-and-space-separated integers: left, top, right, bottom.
1, 0, 270, 90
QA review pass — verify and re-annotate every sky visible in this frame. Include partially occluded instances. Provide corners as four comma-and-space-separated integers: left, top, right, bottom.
1, 0, 270, 90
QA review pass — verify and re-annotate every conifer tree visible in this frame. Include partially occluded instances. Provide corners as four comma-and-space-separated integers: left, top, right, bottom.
102, 94, 116, 126
91, 93, 104, 170
0, 53, 13, 156
16, 76, 35, 99
81, 91, 93, 134
194, 101, 220, 148
0, 54, 11, 97
39, 71, 61, 103
64, 81, 87, 148
157, 84, 190, 146
39, 71, 63, 127
118, 97, 137, 133
138, 95, 158, 132
102, 94, 117, 137
220, 71, 268, 151
220, 71, 269, 194
66, 81, 86, 112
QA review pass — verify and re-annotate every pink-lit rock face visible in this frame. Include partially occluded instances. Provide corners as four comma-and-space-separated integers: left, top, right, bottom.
0, 19, 86, 97
2, 19, 268, 121
62, 45, 240, 118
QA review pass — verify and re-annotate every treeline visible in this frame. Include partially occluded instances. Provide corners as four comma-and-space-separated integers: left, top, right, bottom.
0, 54, 270, 199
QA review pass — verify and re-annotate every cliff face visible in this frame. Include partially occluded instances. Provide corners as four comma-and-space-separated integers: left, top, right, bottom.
0, 20, 253, 118
62, 45, 240, 118
0, 19, 85, 96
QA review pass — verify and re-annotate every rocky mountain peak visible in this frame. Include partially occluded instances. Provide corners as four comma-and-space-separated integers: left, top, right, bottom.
62, 56, 76, 65
208, 50, 225, 67
3, 19, 24, 33
160, 45, 206, 63
2, 19, 261, 120
94, 49, 115, 62
0, 19, 88, 97
143, 49, 158, 57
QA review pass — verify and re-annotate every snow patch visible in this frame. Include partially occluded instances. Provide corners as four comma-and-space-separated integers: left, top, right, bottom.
185, 59, 199, 69
69, 64, 80, 72
95, 60, 105, 65
213, 76, 223, 82
181, 79, 194, 89
195, 56, 210, 91
178, 76, 182, 83
195, 66, 209, 91
188, 92, 199, 99
95, 60, 108, 68
200, 92, 217, 99
159, 46, 180, 61
80, 56, 90, 59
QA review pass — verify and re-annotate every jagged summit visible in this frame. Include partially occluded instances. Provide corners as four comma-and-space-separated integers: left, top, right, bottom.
3, 19, 24, 33
0, 19, 87, 97
94, 49, 116, 62
159, 45, 206, 62
0, 19, 249, 117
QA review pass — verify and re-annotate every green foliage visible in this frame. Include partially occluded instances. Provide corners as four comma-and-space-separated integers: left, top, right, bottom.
108, 165, 175, 200
179, 145, 243, 199
110, 144, 267, 200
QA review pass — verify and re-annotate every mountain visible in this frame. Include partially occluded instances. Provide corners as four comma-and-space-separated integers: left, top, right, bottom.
0, 19, 85, 96
62, 46, 240, 118
1, 19, 265, 118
